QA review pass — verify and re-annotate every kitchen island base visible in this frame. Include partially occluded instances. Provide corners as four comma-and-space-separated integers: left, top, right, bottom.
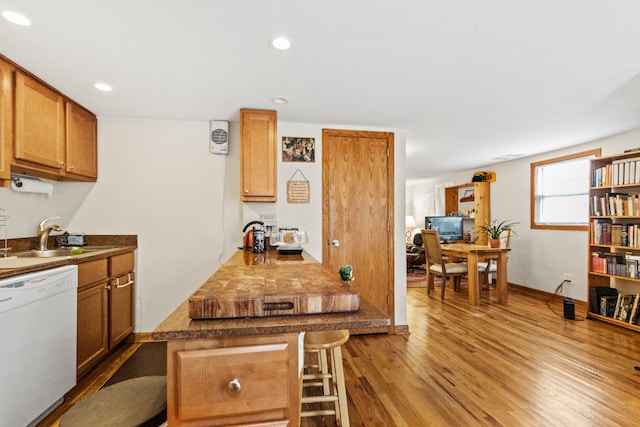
166, 334, 299, 426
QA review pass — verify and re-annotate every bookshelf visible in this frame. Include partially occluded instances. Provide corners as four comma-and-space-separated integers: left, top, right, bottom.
589, 150, 640, 331
444, 181, 491, 245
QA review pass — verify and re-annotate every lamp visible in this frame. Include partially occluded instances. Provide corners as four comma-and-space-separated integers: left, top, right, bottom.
405, 215, 416, 239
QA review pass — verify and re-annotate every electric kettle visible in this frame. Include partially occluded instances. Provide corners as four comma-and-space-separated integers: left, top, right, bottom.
242, 220, 264, 251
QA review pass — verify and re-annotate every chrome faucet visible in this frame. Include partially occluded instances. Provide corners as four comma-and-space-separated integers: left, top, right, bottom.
37, 216, 62, 251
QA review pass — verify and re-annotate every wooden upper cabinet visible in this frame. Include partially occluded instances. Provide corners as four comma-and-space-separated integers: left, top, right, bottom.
240, 109, 277, 202
9, 59, 98, 182
0, 59, 12, 186
14, 71, 65, 174
66, 101, 98, 179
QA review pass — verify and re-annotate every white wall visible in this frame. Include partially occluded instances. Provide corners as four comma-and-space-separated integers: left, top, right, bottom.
0, 117, 407, 331
407, 128, 640, 302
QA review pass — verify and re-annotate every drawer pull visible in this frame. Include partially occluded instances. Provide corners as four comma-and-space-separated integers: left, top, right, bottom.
227, 378, 242, 396
263, 301, 294, 311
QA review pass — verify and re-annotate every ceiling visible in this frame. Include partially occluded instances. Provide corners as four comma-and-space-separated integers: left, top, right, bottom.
2, 0, 640, 183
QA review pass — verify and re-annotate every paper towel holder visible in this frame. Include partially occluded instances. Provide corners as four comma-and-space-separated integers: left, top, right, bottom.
11, 175, 24, 188
10, 173, 54, 196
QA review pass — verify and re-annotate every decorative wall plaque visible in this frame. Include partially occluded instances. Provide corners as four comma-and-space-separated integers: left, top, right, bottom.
287, 169, 310, 204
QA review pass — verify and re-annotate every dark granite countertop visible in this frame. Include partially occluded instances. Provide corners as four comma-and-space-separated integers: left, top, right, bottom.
0, 235, 137, 279
153, 250, 391, 340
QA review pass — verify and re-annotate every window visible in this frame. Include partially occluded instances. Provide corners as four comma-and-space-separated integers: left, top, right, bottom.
530, 149, 600, 230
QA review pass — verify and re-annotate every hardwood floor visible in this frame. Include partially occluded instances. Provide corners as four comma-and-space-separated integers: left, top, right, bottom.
305, 285, 640, 426
42, 286, 640, 426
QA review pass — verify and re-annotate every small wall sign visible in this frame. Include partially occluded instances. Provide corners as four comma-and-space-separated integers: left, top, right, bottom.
287, 169, 310, 204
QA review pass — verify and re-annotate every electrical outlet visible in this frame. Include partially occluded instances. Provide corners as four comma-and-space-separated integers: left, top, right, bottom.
564, 273, 574, 284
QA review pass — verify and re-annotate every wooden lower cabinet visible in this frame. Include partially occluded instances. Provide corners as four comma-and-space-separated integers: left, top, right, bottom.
167, 333, 299, 426
77, 251, 135, 377
108, 252, 135, 348
77, 259, 109, 376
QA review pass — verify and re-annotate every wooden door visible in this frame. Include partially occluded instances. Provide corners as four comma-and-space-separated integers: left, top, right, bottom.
322, 129, 394, 331
65, 101, 98, 180
14, 72, 65, 172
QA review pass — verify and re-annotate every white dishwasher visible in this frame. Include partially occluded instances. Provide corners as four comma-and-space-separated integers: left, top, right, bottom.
0, 265, 78, 427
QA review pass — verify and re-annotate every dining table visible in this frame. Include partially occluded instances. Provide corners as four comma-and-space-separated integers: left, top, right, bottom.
439, 243, 511, 305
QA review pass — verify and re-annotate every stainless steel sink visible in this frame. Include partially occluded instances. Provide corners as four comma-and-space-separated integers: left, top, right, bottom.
14, 246, 118, 258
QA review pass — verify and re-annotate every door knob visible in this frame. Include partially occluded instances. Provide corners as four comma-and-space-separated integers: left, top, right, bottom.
332, 240, 340, 247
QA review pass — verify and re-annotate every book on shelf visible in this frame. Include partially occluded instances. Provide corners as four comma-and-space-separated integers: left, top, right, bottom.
616, 294, 636, 322
591, 252, 607, 274
590, 286, 618, 313
590, 219, 612, 245
613, 293, 624, 319
628, 294, 640, 324
590, 193, 640, 216
600, 295, 619, 317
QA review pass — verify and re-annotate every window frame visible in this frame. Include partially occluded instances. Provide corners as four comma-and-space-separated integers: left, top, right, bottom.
530, 148, 601, 231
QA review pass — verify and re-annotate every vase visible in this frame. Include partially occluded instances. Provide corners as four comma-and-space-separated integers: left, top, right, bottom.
489, 239, 501, 248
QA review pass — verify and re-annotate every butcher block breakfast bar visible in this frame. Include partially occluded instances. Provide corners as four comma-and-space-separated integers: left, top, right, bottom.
153, 250, 390, 427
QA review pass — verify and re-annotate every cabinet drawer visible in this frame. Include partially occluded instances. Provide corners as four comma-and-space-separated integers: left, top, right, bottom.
78, 258, 108, 288
109, 251, 134, 277
176, 343, 290, 422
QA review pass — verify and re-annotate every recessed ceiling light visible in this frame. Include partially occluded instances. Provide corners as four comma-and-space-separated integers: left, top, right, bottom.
270, 37, 293, 50
2, 10, 31, 26
94, 82, 112, 92
272, 96, 288, 104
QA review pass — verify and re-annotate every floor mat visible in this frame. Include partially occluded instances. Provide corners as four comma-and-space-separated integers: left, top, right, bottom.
103, 341, 167, 388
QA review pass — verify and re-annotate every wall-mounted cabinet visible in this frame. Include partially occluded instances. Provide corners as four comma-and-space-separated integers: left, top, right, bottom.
444, 181, 491, 245
240, 108, 277, 202
0, 54, 98, 184
13, 71, 98, 181
0, 58, 12, 187
588, 150, 640, 332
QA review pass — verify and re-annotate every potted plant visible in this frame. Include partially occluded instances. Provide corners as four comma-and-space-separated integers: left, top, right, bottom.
478, 219, 519, 248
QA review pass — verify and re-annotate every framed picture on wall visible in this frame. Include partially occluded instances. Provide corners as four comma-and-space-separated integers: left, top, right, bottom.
282, 137, 315, 162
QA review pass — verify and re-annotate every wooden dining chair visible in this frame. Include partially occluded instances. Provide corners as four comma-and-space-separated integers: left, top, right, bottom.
421, 229, 468, 300
478, 229, 512, 287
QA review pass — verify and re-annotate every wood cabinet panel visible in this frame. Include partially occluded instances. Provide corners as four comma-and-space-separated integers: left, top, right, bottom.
109, 272, 134, 347
240, 109, 277, 202
65, 101, 97, 179
78, 258, 108, 289
108, 251, 135, 347
14, 72, 65, 172
167, 334, 298, 426
5, 54, 98, 182
176, 344, 289, 420
109, 251, 134, 277
0, 59, 12, 186
77, 251, 135, 376
77, 281, 109, 376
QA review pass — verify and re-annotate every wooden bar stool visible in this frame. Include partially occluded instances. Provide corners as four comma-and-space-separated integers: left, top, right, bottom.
301, 329, 350, 426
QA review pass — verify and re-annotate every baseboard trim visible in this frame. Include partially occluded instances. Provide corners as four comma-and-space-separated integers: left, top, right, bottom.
394, 324, 410, 335
508, 282, 588, 311
132, 332, 163, 343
